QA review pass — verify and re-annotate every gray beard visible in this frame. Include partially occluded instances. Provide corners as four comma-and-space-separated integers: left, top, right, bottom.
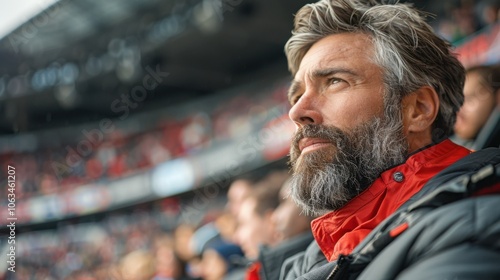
288, 117, 408, 216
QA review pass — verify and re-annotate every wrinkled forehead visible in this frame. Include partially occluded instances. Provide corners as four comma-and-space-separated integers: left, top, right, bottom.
295, 33, 375, 77
288, 33, 383, 104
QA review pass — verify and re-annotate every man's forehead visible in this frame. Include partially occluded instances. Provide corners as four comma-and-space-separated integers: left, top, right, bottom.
295, 33, 374, 80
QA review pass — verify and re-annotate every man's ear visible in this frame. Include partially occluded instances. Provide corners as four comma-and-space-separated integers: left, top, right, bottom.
401, 86, 439, 147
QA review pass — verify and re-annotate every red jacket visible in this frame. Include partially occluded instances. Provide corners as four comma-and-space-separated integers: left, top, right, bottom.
311, 140, 471, 261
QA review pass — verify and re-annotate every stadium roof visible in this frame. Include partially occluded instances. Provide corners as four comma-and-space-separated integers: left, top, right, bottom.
0, 0, 434, 135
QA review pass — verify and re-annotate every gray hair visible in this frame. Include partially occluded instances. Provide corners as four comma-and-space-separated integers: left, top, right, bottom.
285, 0, 465, 140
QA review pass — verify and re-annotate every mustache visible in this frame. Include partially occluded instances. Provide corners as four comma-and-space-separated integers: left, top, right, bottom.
291, 124, 348, 153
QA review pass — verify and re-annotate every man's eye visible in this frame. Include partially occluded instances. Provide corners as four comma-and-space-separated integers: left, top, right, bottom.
329, 78, 343, 85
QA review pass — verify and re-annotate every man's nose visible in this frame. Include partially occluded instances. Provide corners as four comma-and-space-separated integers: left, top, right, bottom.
288, 92, 323, 128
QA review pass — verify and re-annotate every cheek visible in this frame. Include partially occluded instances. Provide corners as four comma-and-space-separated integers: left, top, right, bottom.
321, 92, 384, 128
469, 99, 494, 123
480, 95, 496, 110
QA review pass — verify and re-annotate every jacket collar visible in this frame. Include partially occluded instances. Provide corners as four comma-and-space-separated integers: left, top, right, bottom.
311, 140, 471, 261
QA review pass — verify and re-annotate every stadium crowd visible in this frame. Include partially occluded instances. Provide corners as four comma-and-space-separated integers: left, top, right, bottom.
13, 169, 314, 280
0, 82, 288, 201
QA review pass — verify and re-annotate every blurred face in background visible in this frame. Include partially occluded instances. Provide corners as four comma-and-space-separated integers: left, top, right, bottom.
215, 212, 238, 243
174, 224, 195, 262
226, 180, 252, 217
120, 250, 156, 280
155, 245, 182, 278
201, 249, 228, 280
454, 71, 496, 140
271, 197, 311, 243
235, 198, 275, 259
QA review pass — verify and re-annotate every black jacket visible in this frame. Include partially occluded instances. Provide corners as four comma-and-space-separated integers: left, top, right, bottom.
291, 148, 500, 279
259, 232, 315, 280
280, 240, 327, 280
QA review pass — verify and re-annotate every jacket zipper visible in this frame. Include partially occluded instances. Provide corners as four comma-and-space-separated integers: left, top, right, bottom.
327, 254, 352, 280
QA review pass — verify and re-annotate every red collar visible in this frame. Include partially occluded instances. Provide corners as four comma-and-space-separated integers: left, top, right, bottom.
311, 140, 471, 261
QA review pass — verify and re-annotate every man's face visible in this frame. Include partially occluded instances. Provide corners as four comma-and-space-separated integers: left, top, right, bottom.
288, 33, 385, 132
288, 33, 407, 215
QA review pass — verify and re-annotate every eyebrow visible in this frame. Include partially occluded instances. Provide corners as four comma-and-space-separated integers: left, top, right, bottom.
288, 67, 359, 103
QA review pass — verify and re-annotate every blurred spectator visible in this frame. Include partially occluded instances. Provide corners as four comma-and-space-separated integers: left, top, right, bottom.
201, 242, 245, 280
119, 250, 156, 280
271, 178, 314, 243
233, 172, 287, 280
174, 223, 196, 262
453, 0, 478, 41
434, 1, 477, 43
226, 179, 253, 218
93, 264, 122, 280
187, 214, 243, 279
214, 212, 239, 244
153, 243, 185, 280
257, 177, 315, 280
189, 222, 220, 258
234, 181, 282, 260
476, 0, 500, 27
453, 64, 500, 148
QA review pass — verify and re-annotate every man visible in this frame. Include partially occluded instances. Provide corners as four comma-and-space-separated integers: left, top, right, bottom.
282, 0, 500, 279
